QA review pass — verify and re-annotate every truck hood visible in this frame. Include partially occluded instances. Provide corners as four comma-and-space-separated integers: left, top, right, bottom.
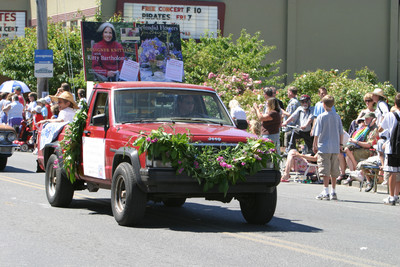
116, 122, 256, 143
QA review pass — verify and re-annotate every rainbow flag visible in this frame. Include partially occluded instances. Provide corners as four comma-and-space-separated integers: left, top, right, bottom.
351, 126, 370, 142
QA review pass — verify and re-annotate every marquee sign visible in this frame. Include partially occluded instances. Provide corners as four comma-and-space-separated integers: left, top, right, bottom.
0, 11, 26, 39
119, 0, 225, 39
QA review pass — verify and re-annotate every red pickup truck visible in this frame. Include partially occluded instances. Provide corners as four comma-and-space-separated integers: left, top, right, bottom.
37, 82, 280, 226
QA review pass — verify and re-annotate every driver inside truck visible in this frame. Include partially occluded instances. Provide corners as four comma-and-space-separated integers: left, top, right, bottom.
176, 95, 196, 117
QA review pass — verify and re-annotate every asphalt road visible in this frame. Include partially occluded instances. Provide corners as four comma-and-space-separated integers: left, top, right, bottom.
0, 151, 398, 266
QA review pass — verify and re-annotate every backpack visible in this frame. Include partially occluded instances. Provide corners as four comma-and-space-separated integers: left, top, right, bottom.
389, 112, 400, 157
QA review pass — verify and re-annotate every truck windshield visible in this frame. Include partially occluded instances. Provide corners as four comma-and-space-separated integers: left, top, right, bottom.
114, 89, 234, 125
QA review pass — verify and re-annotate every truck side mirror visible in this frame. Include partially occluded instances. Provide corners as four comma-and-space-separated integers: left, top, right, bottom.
235, 119, 248, 130
92, 113, 106, 126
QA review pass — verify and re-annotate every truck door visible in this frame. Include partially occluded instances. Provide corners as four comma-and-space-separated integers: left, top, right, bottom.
82, 90, 109, 180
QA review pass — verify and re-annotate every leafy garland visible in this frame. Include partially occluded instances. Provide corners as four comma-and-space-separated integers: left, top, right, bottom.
131, 126, 281, 195
60, 101, 88, 183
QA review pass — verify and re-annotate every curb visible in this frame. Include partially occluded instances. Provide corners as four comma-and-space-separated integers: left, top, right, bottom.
341, 180, 389, 193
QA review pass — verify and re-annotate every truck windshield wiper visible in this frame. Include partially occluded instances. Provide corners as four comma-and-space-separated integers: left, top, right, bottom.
120, 119, 156, 124
169, 117, 223, 126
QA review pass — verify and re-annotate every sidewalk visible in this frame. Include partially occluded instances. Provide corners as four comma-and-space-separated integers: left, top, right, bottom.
344, 179, 389, 194
287, 171, 389, 194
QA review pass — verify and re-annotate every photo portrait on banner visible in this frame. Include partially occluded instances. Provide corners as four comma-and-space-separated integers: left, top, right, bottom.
81, 21, 139, 82
137, 24, 183, 82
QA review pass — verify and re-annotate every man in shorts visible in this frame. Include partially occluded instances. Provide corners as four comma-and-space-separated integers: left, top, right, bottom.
313, 95, 343, 200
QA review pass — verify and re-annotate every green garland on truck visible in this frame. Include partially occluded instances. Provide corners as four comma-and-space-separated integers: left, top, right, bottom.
131, 126, 280, 195
60, 101, 88, 183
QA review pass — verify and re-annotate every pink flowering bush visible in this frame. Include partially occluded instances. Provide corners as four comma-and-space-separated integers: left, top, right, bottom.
205, 69, 263, 107
132, 126, 280, 195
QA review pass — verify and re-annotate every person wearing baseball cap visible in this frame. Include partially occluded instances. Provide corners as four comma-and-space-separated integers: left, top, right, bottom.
38, 91, 77, 124
282, 94, 315, 155
13, 86, 25, 105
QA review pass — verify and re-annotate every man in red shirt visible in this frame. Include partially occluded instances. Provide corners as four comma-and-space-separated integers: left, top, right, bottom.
14, 86, 25, 106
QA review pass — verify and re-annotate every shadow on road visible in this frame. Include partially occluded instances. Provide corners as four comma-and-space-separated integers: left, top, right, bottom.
68, 198, 321, 233
3, 166, 35, 173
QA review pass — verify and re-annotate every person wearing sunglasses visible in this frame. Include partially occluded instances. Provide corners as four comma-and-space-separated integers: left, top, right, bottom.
357, 93, 375, 120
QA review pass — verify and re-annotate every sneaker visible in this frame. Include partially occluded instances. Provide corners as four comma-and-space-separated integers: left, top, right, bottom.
365, 181, 374, 192
330, 193, 338, 200
281, 178, 290, 182
356, 171, 364, 182
382, 180, 388, 186
342, 177, 353, 186
395, 195, 399, 203
383, 196, 396, 206
316, 193, 330, 200
32, 149, 38, 155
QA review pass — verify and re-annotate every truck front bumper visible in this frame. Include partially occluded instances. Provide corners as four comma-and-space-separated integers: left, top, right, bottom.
0, 144, 18, 157
139, 167, 281, 195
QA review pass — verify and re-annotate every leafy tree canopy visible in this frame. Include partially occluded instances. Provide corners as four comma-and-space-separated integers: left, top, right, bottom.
182, 29, 284, 87
0, 22, 85, 94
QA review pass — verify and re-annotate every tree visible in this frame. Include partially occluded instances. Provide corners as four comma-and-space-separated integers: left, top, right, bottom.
182, 29, 284, 87
0, 22, 85, 94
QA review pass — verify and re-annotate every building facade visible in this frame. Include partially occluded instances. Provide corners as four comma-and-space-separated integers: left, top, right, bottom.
1, 0, 399, 88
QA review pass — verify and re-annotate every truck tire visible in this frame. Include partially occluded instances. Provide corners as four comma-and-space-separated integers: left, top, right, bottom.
45, 154, 74, 207
239, 188, 277, 225
111, 162, 147, 226
162, 198, 186, 207
0, 156, 7, 171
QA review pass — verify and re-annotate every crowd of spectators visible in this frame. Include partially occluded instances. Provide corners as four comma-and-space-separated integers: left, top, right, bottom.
230, 85, 400, 205
0, 82, 86, 155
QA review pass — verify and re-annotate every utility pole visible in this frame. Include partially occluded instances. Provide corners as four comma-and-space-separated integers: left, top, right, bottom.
36, 0, 48, 98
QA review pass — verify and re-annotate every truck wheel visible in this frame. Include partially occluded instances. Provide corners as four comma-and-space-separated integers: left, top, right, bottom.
45, 154, 74, 207
111, 162, 147, 226
239, 188, 277, 225
0, 156, 7, 171
162, 198, 186, 207
20, 143, 29, 152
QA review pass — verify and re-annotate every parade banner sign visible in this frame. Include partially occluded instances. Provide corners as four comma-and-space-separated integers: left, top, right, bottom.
81, 21, 139, 82
137, 23, 183, 82
0, 11, 26, 39
121, 1, 225, 39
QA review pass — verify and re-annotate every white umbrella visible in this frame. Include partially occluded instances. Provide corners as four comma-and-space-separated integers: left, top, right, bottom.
0, 80, 31, 93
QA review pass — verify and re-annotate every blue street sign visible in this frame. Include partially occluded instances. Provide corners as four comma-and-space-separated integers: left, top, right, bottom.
35, 49, 53, 64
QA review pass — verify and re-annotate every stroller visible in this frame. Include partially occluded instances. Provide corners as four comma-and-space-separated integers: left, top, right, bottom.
13, 119, 34, 152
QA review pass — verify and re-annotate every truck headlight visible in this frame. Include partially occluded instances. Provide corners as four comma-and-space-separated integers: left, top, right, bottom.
0, 134, 5, 141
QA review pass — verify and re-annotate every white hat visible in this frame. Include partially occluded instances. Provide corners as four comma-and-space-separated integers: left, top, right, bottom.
45, 96, 51, 104
372, 88, 387, 99
34, 106, 42, 113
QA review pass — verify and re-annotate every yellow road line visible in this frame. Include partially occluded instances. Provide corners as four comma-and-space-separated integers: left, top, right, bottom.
237, 232, 391, 267
0, 175, 99, 202
223, 232, 372, 266
0, 175, 393, 266
0, 176, 44, 190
